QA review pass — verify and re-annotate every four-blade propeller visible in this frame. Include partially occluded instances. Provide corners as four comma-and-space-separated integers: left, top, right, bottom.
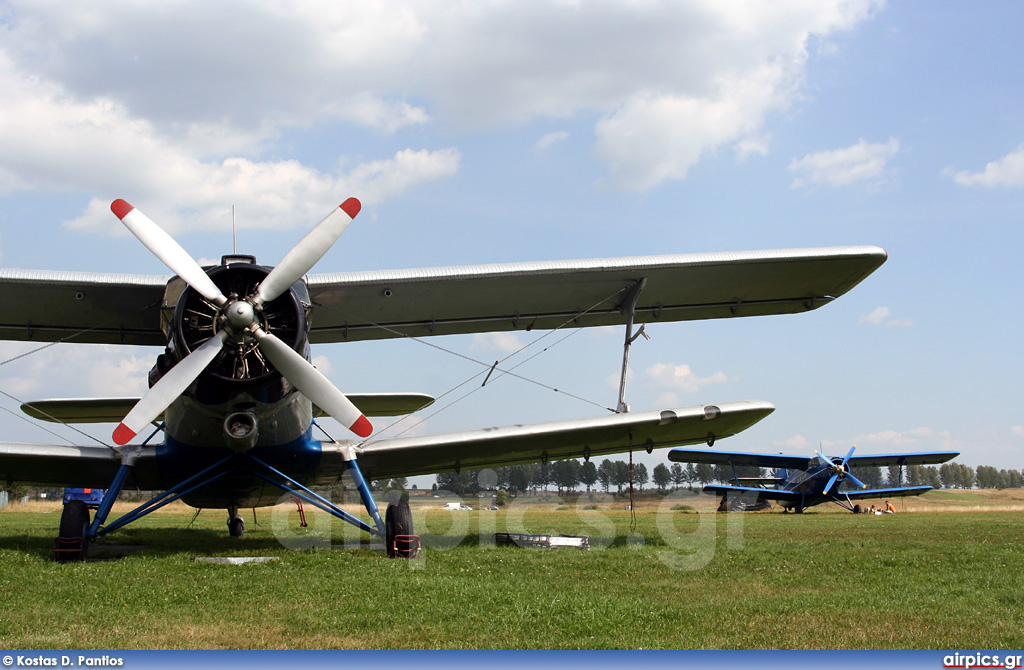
815, 445, 866, 495
110, 198, 370, 445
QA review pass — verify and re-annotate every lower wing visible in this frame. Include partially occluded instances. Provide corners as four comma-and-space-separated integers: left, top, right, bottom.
316, 400, 775, 481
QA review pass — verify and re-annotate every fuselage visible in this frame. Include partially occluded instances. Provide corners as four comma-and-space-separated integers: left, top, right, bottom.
151, 256, 328, 509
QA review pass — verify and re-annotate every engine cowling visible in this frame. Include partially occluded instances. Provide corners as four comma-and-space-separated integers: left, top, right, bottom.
158, 256, 311, 405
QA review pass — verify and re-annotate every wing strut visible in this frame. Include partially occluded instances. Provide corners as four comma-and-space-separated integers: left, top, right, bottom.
616, 278, 648, 413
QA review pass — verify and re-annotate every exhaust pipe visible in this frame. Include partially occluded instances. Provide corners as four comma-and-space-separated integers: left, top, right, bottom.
224, 412, 259, 451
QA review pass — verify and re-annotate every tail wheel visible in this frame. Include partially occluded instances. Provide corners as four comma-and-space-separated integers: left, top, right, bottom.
385, 500, 415, 559
54, 500, 90, 563
228, 515, 245, 537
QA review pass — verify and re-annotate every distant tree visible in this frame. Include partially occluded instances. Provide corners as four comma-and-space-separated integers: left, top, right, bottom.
653, 463, 672, 492
886, 465, 904, 487
579, 460, 598, 492
669, 463, 685, 490
510, 464, 533, 495
612, 460, 630, 493
685, 463, 698, 490
695, 463, 714, 487
924, 466, 942, 489
634, 463, 649, 492
597, 459, 614, 493
552, 459, 580, 494
854, 465, 883, 489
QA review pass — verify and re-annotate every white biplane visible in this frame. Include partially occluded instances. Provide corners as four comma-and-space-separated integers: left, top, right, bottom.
0, 197, 886, 559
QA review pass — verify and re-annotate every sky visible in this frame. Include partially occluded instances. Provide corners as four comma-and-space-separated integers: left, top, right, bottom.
0, 0, 1021, 478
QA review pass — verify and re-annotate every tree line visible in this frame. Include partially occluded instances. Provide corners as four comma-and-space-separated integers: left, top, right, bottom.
432, 458, 1024, 495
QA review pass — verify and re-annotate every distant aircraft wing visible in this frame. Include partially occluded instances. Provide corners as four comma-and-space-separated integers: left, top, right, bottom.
842, 486, 934, 500
305, 246, 887, 343
668, 447, 814, 470
315, 401, 775, 481
847, 452, 959, 468
0, 269, 167, 345
703, 484, 801, 503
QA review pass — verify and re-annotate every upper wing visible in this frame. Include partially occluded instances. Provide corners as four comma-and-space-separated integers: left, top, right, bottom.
0, 245, 885, 345
0, 269, 167, 345
847, 452, 959, 468
305, 246, 887, 343
668, 447, 814, 470
314, 400, 775, 481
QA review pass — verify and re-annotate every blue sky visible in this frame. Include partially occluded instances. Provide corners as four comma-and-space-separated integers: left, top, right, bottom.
0, 0, 1021, 473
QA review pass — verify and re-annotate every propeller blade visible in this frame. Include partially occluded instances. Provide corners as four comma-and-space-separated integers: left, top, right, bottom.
822, 472, 840, 495
112, 200, 227, 307
254, 198, 361, 305
252, 327, 371, 437
113, 331, 228, 445
841, 445, 857, 467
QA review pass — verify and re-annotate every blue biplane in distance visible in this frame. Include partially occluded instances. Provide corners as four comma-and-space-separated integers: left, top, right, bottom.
669, 445, 958, 513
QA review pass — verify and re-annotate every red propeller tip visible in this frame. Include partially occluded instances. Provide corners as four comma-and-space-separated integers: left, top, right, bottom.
111, 199, 134, 220
340, 197, 361, 219
112, 423, 136, 445
350, 415, 373, 438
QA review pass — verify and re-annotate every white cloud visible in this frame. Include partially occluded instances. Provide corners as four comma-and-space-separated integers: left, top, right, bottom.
0, 0, 883, 203
60, 148, 461, 235
860, 306, 913, 327
535, 131, 569, 151
860, 306, 891, 324
775, 434, 809, 450
470, 332, 525, 354
949, 143, 1024, 187
851, 426, 955, 451
788, 138, 900, 188
0, 343, 151, 400
644, 362, 729, 396
1012, 425, 1024, 437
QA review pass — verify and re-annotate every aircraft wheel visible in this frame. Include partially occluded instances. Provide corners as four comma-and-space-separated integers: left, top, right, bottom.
55, 500, 90, 563
385, 500, 414, 559
853, 504, 862, 514
228, 515, 245, 538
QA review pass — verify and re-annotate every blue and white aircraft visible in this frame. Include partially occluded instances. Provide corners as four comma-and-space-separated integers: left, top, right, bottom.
669, 446, 959, 513
0, 197, 888, 559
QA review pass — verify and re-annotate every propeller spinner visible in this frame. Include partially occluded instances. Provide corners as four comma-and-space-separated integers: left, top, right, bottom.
816, 445, 866, 495
110, 198, 370, 445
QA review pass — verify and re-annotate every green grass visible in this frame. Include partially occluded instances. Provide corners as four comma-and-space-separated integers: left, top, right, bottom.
0, 500, 1022, 649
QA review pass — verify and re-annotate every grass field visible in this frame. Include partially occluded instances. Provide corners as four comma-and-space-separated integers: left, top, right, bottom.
0, 490, 1022, 650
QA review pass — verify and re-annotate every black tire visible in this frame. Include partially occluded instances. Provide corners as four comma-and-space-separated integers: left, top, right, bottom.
853, 504, 863, 514
385, 500, 414, 558
228, 515, 245, 537
55, 500, 90, 563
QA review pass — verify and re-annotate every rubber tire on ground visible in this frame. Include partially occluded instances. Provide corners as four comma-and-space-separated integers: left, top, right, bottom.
228, 515, 245, 537
385, 500, 414, 559
56, 500, 90, 563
